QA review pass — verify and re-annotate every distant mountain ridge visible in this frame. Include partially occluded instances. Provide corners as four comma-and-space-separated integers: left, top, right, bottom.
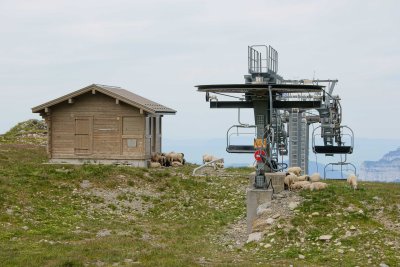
359, 147, 400, 182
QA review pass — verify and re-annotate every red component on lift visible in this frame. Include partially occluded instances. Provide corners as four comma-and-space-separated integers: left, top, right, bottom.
254, 150, 266, 162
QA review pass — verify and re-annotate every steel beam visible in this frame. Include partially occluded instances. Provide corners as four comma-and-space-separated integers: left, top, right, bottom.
210, 101, 253, 109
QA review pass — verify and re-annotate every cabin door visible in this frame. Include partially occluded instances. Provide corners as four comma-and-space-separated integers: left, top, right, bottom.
74, 116, 93, 155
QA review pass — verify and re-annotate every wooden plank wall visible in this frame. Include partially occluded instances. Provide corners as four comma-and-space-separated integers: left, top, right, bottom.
50, 91, 148, 160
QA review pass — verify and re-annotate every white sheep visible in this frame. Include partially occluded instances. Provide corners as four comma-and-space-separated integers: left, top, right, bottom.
284, 173, 297, 190
166, 152, 185, 165
150, 162, 161, 168
151, 152, 166, 166
287, 166, 302, 176
202, 154, 224, 168
347, 174, 358, 190
297, 175, 310, 182
309, 182, 328, 191
290, 181, 311, 190
171, 161, 183, 167
202, 154, 213, 164
309, 172, 321, 182
215, 162, 224, 169
172, 161, 182, 167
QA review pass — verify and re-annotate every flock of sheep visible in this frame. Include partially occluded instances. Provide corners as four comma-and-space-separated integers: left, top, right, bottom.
150, 152, 359, 191
284, 166, 358, 191
150, 152, 185, 168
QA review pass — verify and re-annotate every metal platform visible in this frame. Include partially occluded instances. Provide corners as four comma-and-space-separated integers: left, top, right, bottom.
209, 100, 322, 109
196, 83, 324, 94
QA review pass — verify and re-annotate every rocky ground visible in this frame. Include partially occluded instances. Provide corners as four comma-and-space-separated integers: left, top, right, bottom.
0, 119, 47, 145
217, 190, 304, 249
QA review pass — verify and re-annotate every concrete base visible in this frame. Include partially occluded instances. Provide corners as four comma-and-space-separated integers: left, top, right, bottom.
48, 158, 148, 167
248, 172, 286, 193
267, 172, 286, 193
246, 188, 273, 234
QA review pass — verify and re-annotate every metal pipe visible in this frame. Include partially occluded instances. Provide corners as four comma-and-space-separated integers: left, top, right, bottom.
268, 85, 273, 126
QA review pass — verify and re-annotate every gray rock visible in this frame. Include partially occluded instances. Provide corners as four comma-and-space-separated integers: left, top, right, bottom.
319, 235, 332, 241
247, 232, 263, 243
345, 206, 355, 212
257, 202, 271, 210
22, 226, 29, 231
288, 202, 299, 210
272, 213, 281, 219
55, 168, 71, 173
80, 180, 92, 189
6, 209, 13, 215
298, 254, 305, 259
257, 206, 272, 216
379, 263, 389, 267
96, 229, 111, 237
344, 231, 352, 237
266, 218, 274, 225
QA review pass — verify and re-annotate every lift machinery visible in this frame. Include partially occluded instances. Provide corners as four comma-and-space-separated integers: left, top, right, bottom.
197, 45, 355, 187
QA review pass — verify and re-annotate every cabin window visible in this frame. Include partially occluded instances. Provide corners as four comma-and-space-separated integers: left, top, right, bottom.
127, 139, 137, 148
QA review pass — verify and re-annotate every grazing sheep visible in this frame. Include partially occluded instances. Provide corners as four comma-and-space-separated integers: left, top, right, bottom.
150, 162, 161, 168
202, 154, 214, 164
215, 162, 224, 169
151, 152, 166, 166
297, 175, 310, 182
202, 154, 224, 168
171, 161, 183, 167
290, 181, 311, 190
287, 166, 302, 176
347, 174, 358, 190
309, 172, 321, 182
284, 173, 297, 190
309, 182, 328, 191
166, 152, 185, 166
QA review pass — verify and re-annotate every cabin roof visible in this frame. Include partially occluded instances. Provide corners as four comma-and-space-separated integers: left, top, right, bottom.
32, 84, 176, 115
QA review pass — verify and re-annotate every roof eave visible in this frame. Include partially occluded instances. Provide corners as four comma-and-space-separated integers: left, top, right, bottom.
155, 110, 177, 115
31, 84, 158, 114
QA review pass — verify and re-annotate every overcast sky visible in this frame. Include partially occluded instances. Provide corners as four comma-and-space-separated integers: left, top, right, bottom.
1, 0, 399, 141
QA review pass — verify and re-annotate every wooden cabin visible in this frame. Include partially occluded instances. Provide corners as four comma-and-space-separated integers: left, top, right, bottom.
32, 84, 176, 167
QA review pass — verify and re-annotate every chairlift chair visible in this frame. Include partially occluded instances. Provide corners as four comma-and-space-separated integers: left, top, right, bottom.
226, 124, 257, 153
312, 125, 354, 155
323, 159, 357, 180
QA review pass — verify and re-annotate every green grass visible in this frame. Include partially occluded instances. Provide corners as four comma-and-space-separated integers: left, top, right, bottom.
0, 119, 47, 145
0, 143, 399, 266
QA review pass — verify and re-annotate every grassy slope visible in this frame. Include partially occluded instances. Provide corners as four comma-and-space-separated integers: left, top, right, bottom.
0, 120, 47, 145
0, 144, 399, 266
